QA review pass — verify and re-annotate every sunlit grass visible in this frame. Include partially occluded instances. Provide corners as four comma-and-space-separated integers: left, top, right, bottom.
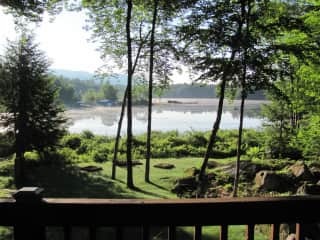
0, 155, 276, 239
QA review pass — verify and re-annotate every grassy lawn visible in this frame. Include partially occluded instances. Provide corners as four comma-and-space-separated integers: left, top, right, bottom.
97, 157, 206, 199
24, 156, 238, 199
0, 156, 237, 199
0, 156, 271, 239
18, 157, 207, 199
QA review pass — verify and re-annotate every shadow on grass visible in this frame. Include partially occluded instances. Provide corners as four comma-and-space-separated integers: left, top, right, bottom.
12, 161, 222, 240
148, 181, 168, 191
129, 185, 169, 199
24, 162, 138, 198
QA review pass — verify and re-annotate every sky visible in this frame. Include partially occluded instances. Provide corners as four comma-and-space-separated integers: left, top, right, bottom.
0, 7, 190, 83
0, 7, 103, 73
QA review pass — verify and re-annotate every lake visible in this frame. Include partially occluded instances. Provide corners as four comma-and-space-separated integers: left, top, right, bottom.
66, 98, 267, 136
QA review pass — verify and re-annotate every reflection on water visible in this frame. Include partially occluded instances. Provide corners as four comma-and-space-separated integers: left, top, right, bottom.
67, 99, 266, 136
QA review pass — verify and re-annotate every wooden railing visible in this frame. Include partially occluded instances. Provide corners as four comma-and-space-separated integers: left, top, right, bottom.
0, 187, 320, 240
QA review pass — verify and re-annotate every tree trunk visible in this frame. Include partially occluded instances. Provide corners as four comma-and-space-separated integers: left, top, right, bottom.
14, 134, 25, 188
14, 148, 24, 188
279, 117, 284, 158
126, 0, 134, 189
14, 114, 24, 188
198, 79, 226, 185
233, 0, 250, 197
145, 0, 158, 183
198, 51, 237, 188
232, 92, 245, 197
112, 88, 127, 180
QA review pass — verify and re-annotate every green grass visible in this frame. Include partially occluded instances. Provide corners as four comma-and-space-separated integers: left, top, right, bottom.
100, 157, 205, 199
0, 155, 274, 239
0, 155, 257, 199
0, 156, 235, 199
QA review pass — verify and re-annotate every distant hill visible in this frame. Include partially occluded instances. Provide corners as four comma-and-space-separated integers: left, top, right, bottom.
51, 68, 127, 85
51, 69, 93, 81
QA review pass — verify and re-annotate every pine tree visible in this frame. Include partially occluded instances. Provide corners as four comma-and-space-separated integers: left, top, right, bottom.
0, 32, 66, 187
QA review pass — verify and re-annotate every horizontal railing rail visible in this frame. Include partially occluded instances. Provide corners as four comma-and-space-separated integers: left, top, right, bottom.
0, 187, 319, 240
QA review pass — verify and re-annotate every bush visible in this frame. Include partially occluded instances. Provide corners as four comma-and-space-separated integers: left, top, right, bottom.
57, 147, 80, 164
186, 131, 208, 148
209, 149, 237, 158
168, 136, 186, 147
0, 132, 14, 157
246, 146, 263, 160
0, 160, 13, 176
297, 116, 320, 160
172, 145, 193, 157
78, 154, 92, 163
58, 129, 265, 161
24, 151, 40, 161
92, 146, 109, 163
132, 137, 145, 147
76, 144, 88, 155
81, 130, 95, 139
63, 135, 81, 149
242, 129, 264, 149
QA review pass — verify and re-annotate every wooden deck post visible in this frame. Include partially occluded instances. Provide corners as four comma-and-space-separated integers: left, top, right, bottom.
246, 224, 255, 240
12, 187, 46, 240
270, 224, 280, 240
220, 225, 228, 240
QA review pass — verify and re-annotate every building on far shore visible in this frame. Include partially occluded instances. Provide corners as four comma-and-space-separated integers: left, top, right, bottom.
97, 99, 117, 106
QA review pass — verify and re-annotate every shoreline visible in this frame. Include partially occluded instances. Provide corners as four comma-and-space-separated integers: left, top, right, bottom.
154, 98, 269, 106
65, 98, 268, 118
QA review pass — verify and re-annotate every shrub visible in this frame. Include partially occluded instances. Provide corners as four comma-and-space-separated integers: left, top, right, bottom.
0, 160, 13, 176
0, 132, 14, 157
209, 149, 237, 158
58, 147, 80, 164
186, 131, 208, 148
151, 146, 170, 158
78, 154, 91, 163
172, 145, 193, 157
297, 116, 320, 160
76, 144, 88, 155
134, 146, 146, 158
246, 146, 263, 160
24, 151, 40, 161
92, 146, 109, 163
242, 129, 264, 151
168, 136, 186, 147
63, 135, 81, 149
81, 130, 95, 139
132, 137, 145, 147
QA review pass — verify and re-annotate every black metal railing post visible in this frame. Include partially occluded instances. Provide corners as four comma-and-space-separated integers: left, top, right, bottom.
12, 187, 46, 240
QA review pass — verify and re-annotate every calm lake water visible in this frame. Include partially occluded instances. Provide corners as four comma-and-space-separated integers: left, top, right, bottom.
66, 98, 267, 136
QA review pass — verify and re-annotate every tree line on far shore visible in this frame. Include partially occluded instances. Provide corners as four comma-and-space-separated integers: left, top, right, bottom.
53, 76, 267, 107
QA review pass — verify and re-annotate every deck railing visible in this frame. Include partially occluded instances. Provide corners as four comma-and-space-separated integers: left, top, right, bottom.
0, 187, 320, 240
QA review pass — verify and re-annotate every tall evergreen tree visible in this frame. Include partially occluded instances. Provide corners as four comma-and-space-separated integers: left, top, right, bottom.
0, 33, 66, 187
